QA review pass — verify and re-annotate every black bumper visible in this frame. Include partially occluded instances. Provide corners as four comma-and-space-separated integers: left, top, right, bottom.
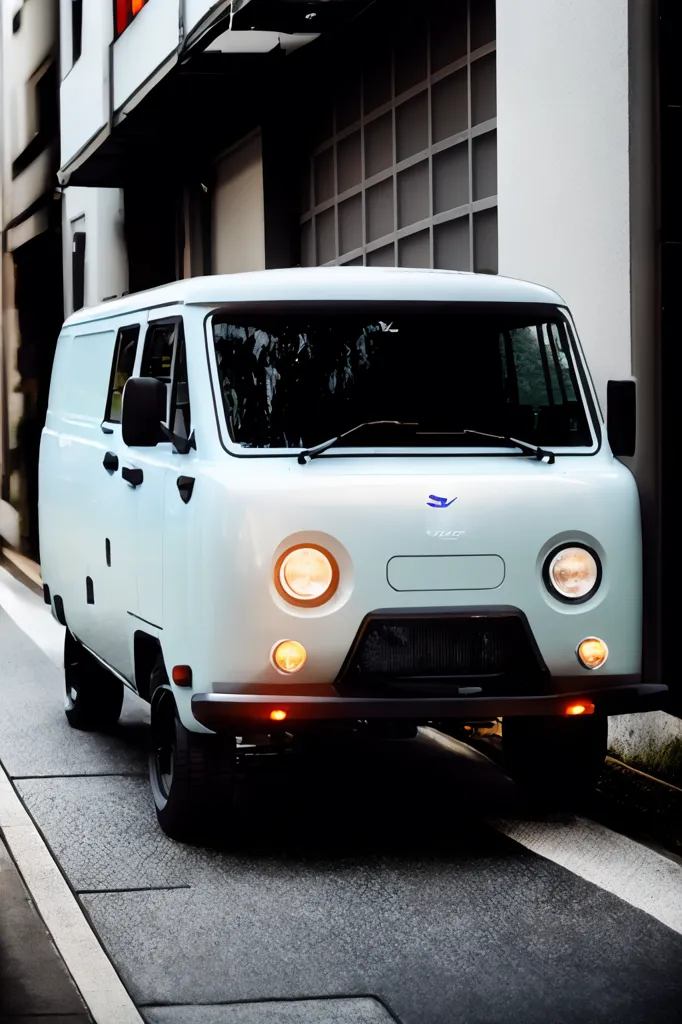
191, 682, 667, 732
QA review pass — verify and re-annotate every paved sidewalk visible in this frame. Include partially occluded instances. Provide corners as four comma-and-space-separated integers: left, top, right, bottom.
0, 834, 91, 1023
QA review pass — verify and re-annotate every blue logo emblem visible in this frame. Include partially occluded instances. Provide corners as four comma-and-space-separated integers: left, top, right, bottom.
427, 495, 457, 508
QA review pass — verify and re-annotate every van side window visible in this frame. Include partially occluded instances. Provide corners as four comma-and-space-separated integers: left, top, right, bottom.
105, 325, 140, 423
141, 319, 191, 438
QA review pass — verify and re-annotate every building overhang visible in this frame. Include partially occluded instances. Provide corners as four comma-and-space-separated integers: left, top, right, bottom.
59, 0, 376, 189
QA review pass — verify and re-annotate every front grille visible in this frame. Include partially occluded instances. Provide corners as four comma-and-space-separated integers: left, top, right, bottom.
336, 610, 547, 697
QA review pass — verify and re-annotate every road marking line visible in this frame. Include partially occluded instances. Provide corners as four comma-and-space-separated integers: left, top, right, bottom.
0, 763, 144, 1024
491, 816, 682, 935
423, 728, 682, 936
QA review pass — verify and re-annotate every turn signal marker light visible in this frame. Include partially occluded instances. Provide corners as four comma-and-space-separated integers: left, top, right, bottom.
270, 709, 288, 722
565, 701, 595, 716
272, 640, 307, 674
576, 637, 609, 671
172, 665, 192, 687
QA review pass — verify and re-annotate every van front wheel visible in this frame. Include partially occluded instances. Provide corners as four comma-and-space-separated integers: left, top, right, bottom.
64, 632, 124, 731
149, 687, 236, 842
502, 713, 607, 809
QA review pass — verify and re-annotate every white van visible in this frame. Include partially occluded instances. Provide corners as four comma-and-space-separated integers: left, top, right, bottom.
38, 268, 665, 839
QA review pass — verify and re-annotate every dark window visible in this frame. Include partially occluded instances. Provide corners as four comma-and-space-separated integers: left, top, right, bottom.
211, 306, 592, 451
72, 0, 83, 63
140, 319, 189, 430
114, 0, 149, 38
72, 232, 86, 311
105, 325, 140, 422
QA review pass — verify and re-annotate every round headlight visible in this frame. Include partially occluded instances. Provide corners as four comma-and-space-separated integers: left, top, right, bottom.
545, 546, 600, 601
275, 545, 339, 606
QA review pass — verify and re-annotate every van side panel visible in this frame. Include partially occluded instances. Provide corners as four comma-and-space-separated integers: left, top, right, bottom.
39, 326, 118, 645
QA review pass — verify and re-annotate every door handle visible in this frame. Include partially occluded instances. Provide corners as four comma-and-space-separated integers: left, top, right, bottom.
103, 451, 119, 472
122, 467, 143, 487
177, 476, 195, 504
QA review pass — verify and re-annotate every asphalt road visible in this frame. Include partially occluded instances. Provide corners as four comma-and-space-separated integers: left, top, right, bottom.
1, 598, 682, 1024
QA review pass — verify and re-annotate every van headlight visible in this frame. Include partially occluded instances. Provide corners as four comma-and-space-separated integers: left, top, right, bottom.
544, 545, 601, 601
275, 544, 339, 606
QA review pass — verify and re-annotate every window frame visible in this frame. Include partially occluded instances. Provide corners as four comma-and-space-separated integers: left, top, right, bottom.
203, 301, 602, 460
103, 323, 142, 425
140, 315, 189, 434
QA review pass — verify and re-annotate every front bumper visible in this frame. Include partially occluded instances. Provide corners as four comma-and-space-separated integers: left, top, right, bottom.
191, 681, 667, 732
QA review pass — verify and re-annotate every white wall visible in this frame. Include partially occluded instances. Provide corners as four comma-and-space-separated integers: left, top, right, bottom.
212, 133, 265, 274
60, 0, 111, 165
62, 187, 128, 315
496, 0, 632, 405
112, 0, 177, 111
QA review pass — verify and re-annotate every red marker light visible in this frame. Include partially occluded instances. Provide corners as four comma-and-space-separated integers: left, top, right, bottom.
172, 665, 192, 687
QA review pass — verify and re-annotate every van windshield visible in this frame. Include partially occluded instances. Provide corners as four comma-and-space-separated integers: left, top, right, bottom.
210, 305, 594, 451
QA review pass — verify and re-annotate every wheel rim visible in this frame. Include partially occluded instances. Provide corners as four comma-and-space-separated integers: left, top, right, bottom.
155, 742, 174, 800
64, 677, 79, 711
150, 696, 176, 810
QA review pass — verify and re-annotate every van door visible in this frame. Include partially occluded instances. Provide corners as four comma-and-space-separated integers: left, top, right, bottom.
117, 315, 187, 666
94, 317, 144, 681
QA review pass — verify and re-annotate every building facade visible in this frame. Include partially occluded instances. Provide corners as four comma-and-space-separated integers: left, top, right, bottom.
0, 0, 677, 702
1, 0, 62, 560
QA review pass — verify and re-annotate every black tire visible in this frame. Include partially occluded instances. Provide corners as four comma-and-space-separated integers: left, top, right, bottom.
64, 631, 124, 731
502, 713, 607, 810
148, 658, 236, 842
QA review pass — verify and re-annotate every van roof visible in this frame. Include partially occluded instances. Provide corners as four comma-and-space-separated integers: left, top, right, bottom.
64, 267, 566, 327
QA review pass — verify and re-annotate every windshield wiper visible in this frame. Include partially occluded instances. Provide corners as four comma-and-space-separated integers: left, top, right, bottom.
298, 421, 418, 464
462, 429, 556, 464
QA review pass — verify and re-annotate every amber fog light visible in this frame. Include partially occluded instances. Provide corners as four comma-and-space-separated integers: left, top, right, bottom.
272, 640, 307, 674
275, 544, 339, 607
577, 637, 608, 670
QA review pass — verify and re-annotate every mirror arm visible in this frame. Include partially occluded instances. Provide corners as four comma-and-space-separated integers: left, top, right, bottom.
159, 423, 196, 455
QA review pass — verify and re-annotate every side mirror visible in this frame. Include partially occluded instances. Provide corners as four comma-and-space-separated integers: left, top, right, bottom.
121, 377, 166, 447
607, 379, 636, 457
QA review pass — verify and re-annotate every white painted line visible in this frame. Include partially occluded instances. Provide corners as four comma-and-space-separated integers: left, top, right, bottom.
491, 816, 682, 935
0, 566, 64, 669
0, 763, 144, 1024
421, 728, 682, 936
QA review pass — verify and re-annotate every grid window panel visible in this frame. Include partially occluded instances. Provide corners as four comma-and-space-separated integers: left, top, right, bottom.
316, 207, 336, 264
394, 18, 428, 95
365, 112, 394, 178
339, 194, 363, 256
300, 1, 497, 273
470, 0, 496, 51
433, 142, 469, 214
337, 131, 362, 193
367, 243, 396, 266
399, 229, 431, 268
474, 207, 498, 273
472, 129, 497, 201
398, 160, 430, 229
432, 68, 468, 144
430, 0, 468, 72
364, 49, 392, 114
366, 177, 395, 242
396, 90, 429, 162
471, 52, 497, 126
314, 147, 335, 205
434, 216, 471, 271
